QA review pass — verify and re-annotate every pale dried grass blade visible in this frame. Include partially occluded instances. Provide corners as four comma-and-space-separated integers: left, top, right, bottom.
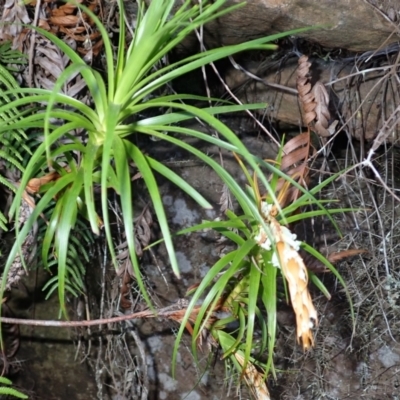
234, 352, 270, 400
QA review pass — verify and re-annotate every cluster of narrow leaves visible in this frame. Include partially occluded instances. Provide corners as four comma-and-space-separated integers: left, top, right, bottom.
171, 132, 356, 398
297, 55, 337, 137
0, 0, 313, 317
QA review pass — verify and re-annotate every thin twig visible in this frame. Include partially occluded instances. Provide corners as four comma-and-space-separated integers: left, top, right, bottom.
326, 65, 393, 86
27, 0, 41, 88
0, 304, 189, 327
228, 56, 298, 95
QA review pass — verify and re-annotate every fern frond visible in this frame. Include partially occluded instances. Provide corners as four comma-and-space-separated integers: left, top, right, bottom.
0, 149, 25, 172
0, 175, 15, 193
0, 174, 12, 231
0, 41, 28, 67
0, 376, 28, 399
0, 63, 32, 174
38, 211, 94, 301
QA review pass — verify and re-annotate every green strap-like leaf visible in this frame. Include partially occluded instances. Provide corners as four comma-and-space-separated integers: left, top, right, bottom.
55, 169, 84, 315
114, 136, 153, 308
124, 140, 179, 278
261, 250, 278, 378
145, 155, 212, 209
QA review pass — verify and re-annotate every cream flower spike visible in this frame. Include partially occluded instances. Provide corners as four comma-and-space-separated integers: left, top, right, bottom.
256, 202, 318, 349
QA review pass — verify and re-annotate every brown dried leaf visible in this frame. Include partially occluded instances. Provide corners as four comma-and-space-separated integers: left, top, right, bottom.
54, 3, 77, 16
234, 352, 271, 400
66, 77, 87, 98
297, 56, 333, 137
312, 81, 331, 137
118, 264, 134, 310
132, 172, 142, 181
35, 73, 58, 91
38, 19, 51, 30
116, 208, 154, 260
49, 15, 81, 27
327, 249, 368, 263
26, 171, 60, 194
275, 132, 313, 207
36, 55, 64, 79
1, 193, 38, 292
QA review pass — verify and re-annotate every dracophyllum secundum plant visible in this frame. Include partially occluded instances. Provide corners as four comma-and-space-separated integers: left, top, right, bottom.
173, 148, 355, 390
1, 0, 312, 313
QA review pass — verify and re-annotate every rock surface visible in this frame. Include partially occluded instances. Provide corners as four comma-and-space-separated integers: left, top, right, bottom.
224, 54, 400, 143
197, 0, 399, 52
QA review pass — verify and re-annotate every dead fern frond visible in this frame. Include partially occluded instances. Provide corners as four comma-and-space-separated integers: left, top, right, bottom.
297, 56, 334, 137
297, 55, 316, 125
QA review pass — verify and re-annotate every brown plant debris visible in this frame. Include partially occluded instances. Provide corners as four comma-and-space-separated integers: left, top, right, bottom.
0, 0, 30, 41
296, 55, 335, 137
275, 131, 313, 207
26, 171, 60, 194
29, 0, 103, 59
1, 0, 103, 94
